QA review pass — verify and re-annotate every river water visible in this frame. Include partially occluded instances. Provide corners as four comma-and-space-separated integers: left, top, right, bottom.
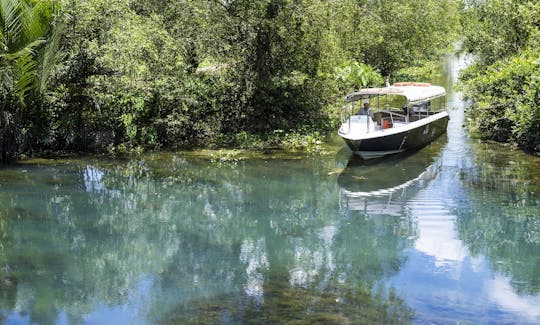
1, 54, 540, 324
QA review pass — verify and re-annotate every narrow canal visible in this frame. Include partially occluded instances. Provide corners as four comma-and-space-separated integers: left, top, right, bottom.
0, 53, 539, 324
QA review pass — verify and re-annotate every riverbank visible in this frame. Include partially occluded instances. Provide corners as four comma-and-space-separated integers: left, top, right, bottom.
3, 129, 339, 164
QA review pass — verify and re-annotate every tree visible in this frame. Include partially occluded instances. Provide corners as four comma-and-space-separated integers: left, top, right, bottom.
460, 0, 540, 152
460, 50, 540, 151
461, 0, 540, 67
0, 0, 463, 157
0, 0, 59, 161
334, 60, 384, 92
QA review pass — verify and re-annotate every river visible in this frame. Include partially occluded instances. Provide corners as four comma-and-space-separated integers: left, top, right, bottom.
0, 54, 539, 324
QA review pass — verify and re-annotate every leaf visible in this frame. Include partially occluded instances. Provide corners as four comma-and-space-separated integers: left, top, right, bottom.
38, 22, 62, 92
1, 0, 23, 46
14, 47, 37, 99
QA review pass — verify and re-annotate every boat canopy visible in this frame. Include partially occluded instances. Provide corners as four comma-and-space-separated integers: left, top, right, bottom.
345, 82, 445, 104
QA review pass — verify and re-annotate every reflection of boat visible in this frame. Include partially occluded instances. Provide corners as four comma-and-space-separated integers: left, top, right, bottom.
338, 82, 449, 160
338, 147, 442, 213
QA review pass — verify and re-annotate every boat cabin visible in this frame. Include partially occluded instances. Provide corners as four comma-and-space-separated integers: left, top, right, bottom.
340, 82, 446, 133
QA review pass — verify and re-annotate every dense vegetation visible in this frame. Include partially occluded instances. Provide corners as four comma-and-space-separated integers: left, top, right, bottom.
7, 0, 540, 160
1, 0, 462, 160
459, 0, 540, 153
0, 0, 60, 160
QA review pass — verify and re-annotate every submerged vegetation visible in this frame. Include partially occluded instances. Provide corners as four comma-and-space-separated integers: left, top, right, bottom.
160, 279, 413, 324
1, 0, 462, 161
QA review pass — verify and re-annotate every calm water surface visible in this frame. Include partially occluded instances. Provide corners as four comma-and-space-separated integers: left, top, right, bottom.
1, 55, 540, 324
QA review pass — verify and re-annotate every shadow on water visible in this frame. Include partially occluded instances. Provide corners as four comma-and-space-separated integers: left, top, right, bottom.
336, 135, 446, 216
338, 139, 444, 190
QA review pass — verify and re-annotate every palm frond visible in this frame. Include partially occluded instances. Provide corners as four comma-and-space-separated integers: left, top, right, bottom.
0, 28, 6, 52
14, 46, 37, 99
22, 0, 49, 43
1, 0, 57, 99
39, 21, 61, 92
2, 38, 44, 60
2, 43, 40, 100
0, 66, 14, 91
1, 0, 24, 46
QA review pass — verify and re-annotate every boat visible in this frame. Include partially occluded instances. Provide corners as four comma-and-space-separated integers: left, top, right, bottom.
338, 82, 449, 159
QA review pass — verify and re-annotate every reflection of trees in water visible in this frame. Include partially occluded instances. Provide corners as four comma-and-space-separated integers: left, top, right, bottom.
149, 156, 414, 323
155, 213, 413, 324
0, 199, 16, 319
0, 154, 414, 323
0, 161, 182, 324
457, 147, 540, 295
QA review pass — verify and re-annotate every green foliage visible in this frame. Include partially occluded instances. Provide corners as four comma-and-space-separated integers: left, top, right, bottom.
334, 60, 384, 92
334, 0, 460, 76
394, 61, 439, 82
211, 0, 336, 133
460, 0, 540, 152
461, 0, 540, 67
460, 50, 540, 150
0, 0, 59, 161
1, 0, 463, 159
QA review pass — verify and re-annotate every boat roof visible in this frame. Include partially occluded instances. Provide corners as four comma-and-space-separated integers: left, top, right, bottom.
345, 82, 446, 104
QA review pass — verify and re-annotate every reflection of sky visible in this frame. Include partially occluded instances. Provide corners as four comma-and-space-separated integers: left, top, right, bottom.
488, 275, 540, 321
240, 238, 269, 304
4, 276, 153, 325
393, 235, 540, 323
85, 277, 152, 325
289, 225, 337, 288
410, 191, 468, 268
83, 166, 105, 192
392, 178, 540, 323
389, 52, 540, 324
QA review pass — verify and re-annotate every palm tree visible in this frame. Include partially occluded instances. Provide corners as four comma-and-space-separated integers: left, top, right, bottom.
1, 0, 59, 161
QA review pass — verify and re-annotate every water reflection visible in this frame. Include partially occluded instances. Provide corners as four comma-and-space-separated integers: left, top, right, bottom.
0, 156, 415, 324
457, 145, 540, 296
83, 166, 105, 192
239, 238, 268, 304
488, 275, 540, 321
0, 141, 539, 324
388, 52, 540, 324
0, 53, 540, 324
338, 140, 444, 216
